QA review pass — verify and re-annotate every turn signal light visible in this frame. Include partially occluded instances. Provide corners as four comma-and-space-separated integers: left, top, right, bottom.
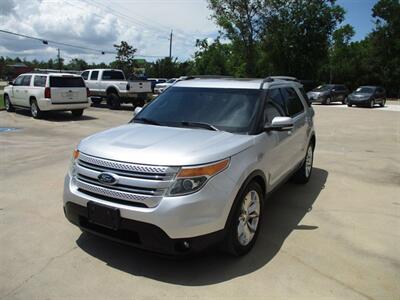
178, 159, 230, 178
73, 149, 80, 160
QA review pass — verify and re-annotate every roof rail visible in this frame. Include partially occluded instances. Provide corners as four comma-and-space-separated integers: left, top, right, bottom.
259, 76, 274, 89
259, 75, 300, 89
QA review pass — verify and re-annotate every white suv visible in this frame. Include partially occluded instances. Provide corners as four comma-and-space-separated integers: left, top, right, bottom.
63, 76, 316, 256
3, 73, 90, 118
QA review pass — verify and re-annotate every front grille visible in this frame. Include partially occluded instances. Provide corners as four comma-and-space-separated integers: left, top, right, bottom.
74, 153, 179, 208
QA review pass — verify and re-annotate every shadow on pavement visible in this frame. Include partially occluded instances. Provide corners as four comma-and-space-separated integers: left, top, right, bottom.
91, 102, 134, 111
77, 168, 328, 285
14, 109, 97, 122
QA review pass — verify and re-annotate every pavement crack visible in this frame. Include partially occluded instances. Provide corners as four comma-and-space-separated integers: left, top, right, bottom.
0, 246, 78, 300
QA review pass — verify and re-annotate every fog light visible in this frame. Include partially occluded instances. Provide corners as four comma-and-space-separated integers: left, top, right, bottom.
183, 241, 190, 249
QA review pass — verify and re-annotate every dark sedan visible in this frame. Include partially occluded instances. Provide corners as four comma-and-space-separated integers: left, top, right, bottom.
307, 84, 349, 105
347, 86, 386, 108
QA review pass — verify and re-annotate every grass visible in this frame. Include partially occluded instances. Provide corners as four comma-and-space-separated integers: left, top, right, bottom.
0, 88, 4, 109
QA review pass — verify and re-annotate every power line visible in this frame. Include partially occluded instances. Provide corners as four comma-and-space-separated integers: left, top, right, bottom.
0, 29, 165, 58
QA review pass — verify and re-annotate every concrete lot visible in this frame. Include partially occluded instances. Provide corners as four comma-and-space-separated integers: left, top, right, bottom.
0, 104, 399, 299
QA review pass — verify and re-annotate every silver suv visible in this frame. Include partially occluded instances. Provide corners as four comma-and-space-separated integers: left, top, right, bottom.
63, 76, 316, 256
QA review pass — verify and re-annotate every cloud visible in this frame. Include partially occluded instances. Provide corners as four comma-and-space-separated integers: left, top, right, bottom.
0, 0, 219, 63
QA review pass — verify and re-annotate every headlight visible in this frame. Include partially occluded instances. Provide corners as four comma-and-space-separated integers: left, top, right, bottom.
167, 158, 230, 196
69, 149, 79, 177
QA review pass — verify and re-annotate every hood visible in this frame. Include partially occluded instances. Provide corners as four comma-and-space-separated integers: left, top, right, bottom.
78, 123, 255, 166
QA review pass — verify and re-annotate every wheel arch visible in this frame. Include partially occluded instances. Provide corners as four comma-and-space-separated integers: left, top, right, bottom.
224, 169, 266, 230
29, 95, 37, 103
106, 86, 119, 96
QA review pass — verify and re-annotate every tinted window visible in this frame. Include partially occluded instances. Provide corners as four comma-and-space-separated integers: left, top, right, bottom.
313, 84, 333, 92
49, 76, 85, 87
282, 88, 304, 117
264, 88, 286, 123
21, 75, 32, 86
102, 71, 125, 80
136, 87, 262, 134
90, 71, 99, 80
355, 87, 374, 94
81, 71, 89, 80
13, 76, 24, 86
34, 75, 47, 87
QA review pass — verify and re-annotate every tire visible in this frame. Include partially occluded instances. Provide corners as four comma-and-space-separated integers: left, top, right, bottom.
292, 142, 314, 184
342, 97, 347, 105
223, 181, 264, 256
380, 99, 386, 107
91, 98, 102, 106
4, 95, 14, 112
107, 93, 120, 110
71, 109, 84, 117
30, 99, 42, 119
323, 96, 331, 105
347, 102, 352, 107
369, 99, 375, 108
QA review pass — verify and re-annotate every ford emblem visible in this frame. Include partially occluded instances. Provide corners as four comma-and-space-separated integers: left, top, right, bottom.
98, 172, 118, 185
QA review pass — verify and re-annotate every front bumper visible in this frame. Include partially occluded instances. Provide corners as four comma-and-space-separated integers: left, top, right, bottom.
64, 202, 225, 255
348, 98, 371, 105
38, 98, 90, 111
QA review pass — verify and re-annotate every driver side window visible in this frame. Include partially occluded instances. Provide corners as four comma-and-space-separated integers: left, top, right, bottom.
13, 76, 24, 86
264, 88, 286, 124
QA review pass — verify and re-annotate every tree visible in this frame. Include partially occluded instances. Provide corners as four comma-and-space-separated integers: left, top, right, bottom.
113, 41, 137, 77
67, 58, 88, 71
208, 0, 263, 77
260, 0, 345, 80
193, 38, 232, 75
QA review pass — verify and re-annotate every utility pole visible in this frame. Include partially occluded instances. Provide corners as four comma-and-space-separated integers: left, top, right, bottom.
169, 30, 173, 59
57, 48, 61, 72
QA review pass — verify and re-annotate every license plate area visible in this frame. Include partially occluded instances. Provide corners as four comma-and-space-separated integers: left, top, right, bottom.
87, 202, 120, 230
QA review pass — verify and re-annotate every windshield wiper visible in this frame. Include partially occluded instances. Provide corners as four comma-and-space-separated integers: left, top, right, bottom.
179, 121, 219, 131
134, 117, 161, 126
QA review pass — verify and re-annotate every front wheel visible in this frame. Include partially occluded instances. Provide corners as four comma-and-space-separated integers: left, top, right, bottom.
380, 99, 386, 107
369, 99, 375, 108
30, 99, 42, 119
292, 143, 314, 184
342, 97, 347, 104
71, 109, 84, 117
223, 181, 264, 256
4, 95, 14, 112
323, 96, 331, 105
347, 102, 352, 107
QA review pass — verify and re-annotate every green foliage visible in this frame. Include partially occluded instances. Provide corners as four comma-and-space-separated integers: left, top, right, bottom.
112, 41, 137, 77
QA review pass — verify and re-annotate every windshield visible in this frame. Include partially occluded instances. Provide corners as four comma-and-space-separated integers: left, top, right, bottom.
355, 87, 374, 94
135, 87, 262, 134
313, 84, 333, 92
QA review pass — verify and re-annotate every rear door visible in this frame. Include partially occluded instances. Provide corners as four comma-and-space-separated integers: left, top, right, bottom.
49, 76, 87, 104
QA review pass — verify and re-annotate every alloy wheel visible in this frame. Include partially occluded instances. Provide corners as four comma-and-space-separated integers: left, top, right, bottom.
237, 190, 260, 246
305, 145, 313, 178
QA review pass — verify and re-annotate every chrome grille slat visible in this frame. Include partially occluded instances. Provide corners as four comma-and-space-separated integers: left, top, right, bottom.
74, 153, 177, 208
79, 153, 178, 175
75, 178, 161, 208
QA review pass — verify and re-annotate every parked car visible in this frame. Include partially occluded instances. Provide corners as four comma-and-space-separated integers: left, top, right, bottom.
64, 76, 316, 256
307, 84, 349, 104
347, 86, 386, 108
3, 73, 90, 119
147, 78, 167, 93
81, 69, 152, 109
154, 78, 177, 94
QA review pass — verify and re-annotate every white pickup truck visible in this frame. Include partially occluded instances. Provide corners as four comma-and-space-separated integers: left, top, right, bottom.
81, 69, 152, 109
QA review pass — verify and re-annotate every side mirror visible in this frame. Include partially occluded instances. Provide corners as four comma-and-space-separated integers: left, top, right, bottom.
133, 106, 142, 117
8, 81, 13, 85
265, 116, 294, 132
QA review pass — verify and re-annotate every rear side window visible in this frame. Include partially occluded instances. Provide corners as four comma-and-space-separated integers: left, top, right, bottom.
264, 88, 287, 122
81, 71, 89, 80
50, 76, 85, 87
281, 87, 304, 117
34, 75, 47, 87
90, 71, 99, 80
102, 71, 125, 80
21, 75, 32, 86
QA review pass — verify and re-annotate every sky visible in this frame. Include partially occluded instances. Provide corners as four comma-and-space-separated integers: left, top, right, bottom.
0, 0, 379, 64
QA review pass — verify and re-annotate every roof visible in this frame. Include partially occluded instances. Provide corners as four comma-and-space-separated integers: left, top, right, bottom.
17, 72, 81, 77
174, 77, 302, 90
